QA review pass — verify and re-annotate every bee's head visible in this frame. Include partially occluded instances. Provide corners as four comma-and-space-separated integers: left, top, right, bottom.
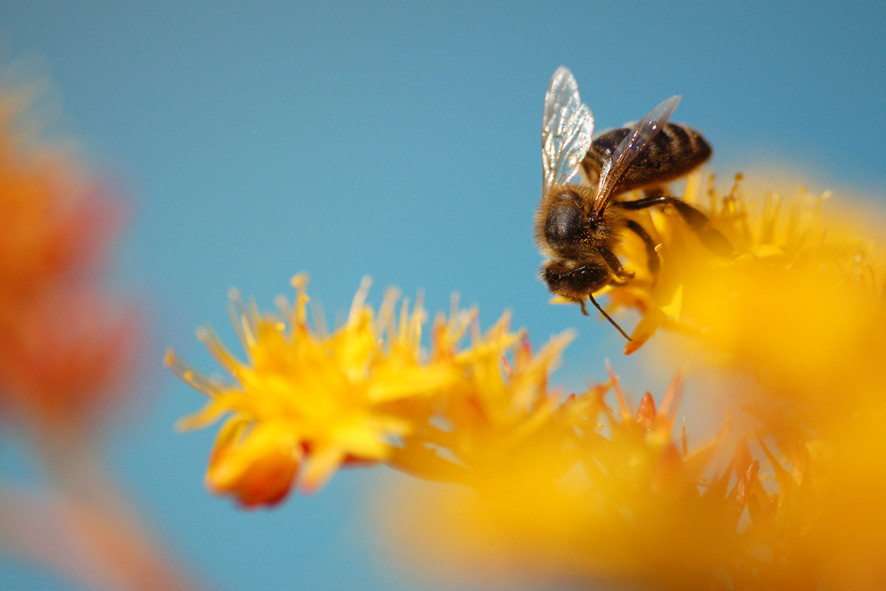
541, 258, 632, 341
541, 259, 609, 301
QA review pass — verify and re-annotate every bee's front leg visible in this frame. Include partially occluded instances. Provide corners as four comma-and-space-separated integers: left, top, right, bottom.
597, 247, 633, 285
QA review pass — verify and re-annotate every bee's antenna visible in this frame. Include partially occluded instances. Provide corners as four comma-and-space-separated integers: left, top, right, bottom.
588, 294, 632, 342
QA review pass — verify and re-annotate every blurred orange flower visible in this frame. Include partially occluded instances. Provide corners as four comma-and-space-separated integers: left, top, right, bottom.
0, 73, 198, 591
0, 287, 138, 422
0, 97, 117, 302
0, 85, 138, 423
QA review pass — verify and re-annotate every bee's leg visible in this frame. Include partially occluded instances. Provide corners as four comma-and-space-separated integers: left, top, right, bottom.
619, 195, 734, 257
624, 220, 660, 276
598, 247, 633, 284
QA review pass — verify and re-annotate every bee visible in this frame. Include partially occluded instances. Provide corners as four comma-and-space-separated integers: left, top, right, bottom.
536, 66, 730, 341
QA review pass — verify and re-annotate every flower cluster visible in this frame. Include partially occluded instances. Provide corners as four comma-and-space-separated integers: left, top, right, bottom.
167, 274, 573, 506
171, 172, 886, 590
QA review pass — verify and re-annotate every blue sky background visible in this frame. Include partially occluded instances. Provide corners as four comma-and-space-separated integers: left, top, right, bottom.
0, 2, 884, 590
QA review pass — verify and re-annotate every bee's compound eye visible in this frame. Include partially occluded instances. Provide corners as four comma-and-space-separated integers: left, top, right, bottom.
544, 197, 581, 251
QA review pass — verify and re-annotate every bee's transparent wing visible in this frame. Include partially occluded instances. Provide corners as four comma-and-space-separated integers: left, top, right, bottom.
592, 95, 681, 213
542, 67, 594, 193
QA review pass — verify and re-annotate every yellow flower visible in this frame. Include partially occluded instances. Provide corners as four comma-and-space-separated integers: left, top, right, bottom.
393, 312, 575, 483
167, 275, 449, 504
169, 275, 576, 506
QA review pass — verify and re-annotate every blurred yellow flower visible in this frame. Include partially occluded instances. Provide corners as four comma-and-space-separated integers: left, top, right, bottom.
604, 172, 879, 363
569, 172, 886, 590
670, 178, 886, 589
384, 369, 760, 590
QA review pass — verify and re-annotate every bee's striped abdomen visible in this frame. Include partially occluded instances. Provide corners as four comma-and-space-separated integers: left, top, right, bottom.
582, 123, 711, 193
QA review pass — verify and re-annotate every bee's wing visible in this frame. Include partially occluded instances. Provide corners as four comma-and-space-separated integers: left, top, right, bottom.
542, 67, 594, 193
592, 95, 681, 214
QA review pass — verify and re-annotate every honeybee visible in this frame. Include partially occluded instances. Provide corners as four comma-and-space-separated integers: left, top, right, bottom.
536, 66, 730, 341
